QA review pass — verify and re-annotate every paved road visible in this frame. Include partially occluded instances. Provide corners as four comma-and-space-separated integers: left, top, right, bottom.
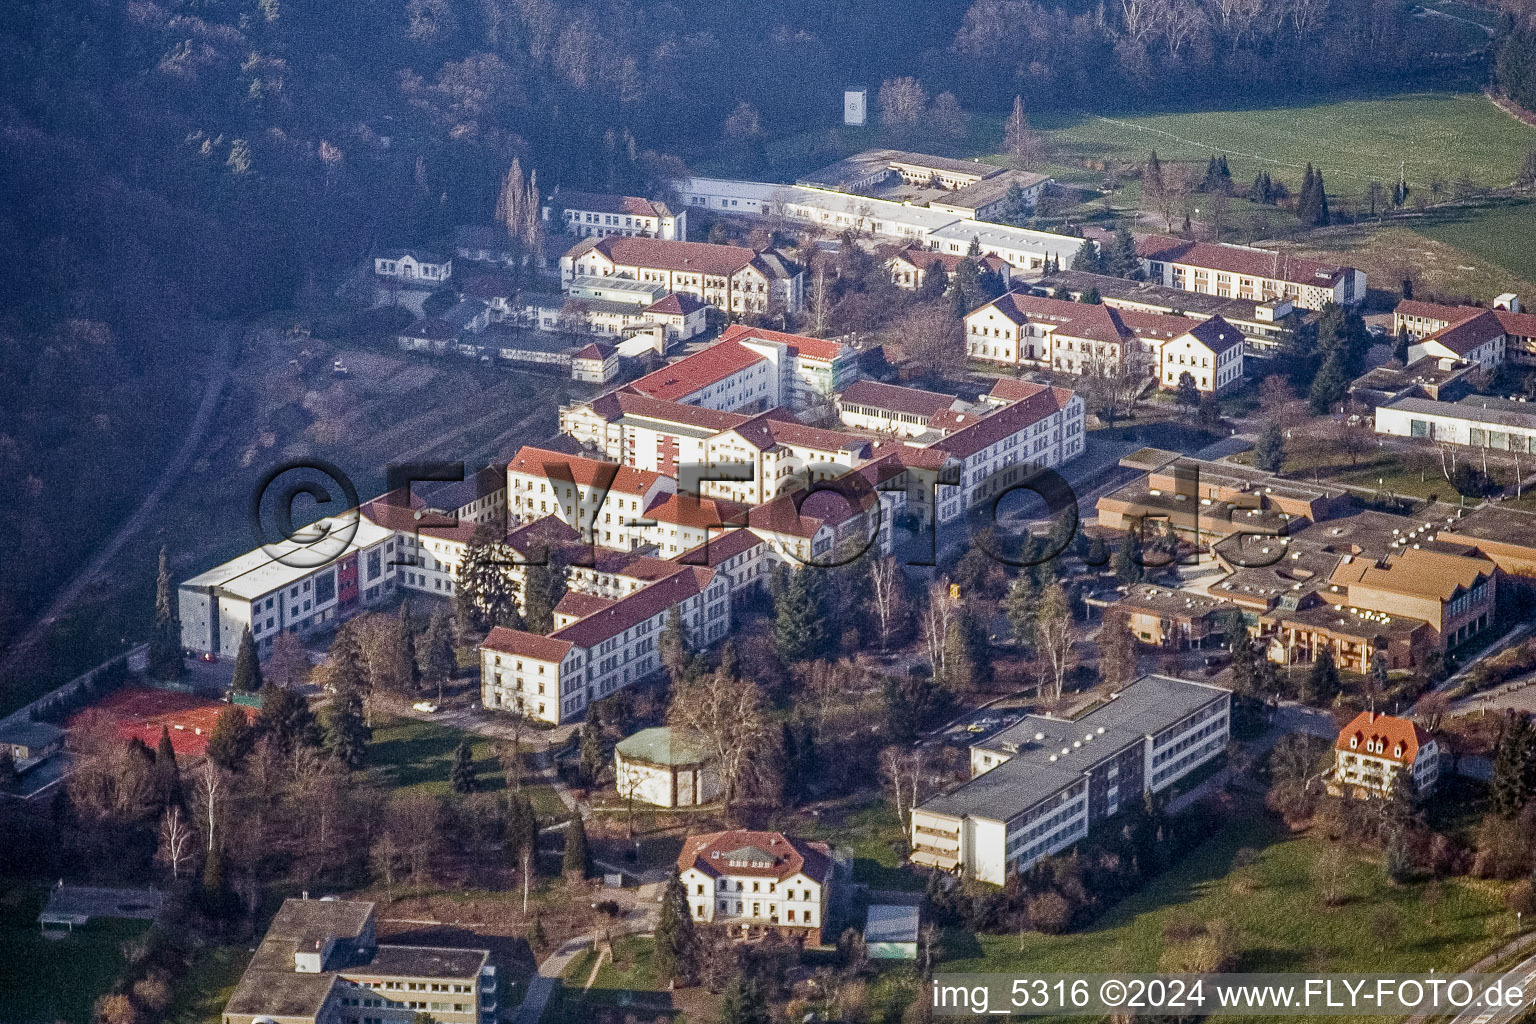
1445, 950, 1536, 1024
512, 935, 592, 1024
0, 323, 240, 688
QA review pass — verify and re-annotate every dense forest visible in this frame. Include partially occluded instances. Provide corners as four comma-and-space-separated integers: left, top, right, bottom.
0, 0, 1509, 640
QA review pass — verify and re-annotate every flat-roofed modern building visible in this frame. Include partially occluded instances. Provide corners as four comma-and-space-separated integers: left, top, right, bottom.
223, 897, 496, 1024
909, 674, 1230, 885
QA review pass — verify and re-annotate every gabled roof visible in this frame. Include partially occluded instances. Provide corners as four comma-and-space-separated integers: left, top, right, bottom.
1331, 545, 1496, 602
973, 291, 1033, 325
552, 565, 717, 647
1421, 309, 1506, 356
554, 591, 616, 619
627, 340, 767, 402
360, 491, 481, 543
1137, 235, 1352, 288
572, 341, 616, 361
644, 292, 708, 316
507, 446, 666, 496
931, 385, 1077, 459
554, 189, 672, 219
837, 380, 956, 419
1335, 710, 1430, 764
573, 237, 762, 278
673, 526, 766, 568
678, 829, 833, 882
482, 626, 575, 663
888, 245, 1009, 275
727, 412, 871, 455
719, 323, 848, 363
581, 391, 753, 433
642, 493, 750, 529
1396, 299, 1481, 324
1180, 315, 1244, 355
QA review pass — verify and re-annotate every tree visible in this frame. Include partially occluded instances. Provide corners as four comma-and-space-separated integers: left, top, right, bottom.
0, 748, 15, 793
230, 626, 263, 694
930, 91, 970, 142
869, 556, 905, 651
659, 605, 691, 681
149, 546, 185, 681
1491, 712, 1535, 818
456, 538, 523, 636
878, 76, 928, 135
1303, 646, 1340, 703
523, 548, 569, 635
1308, 355, 1350, 415
1098, 611, 1139, 686
563, 816, 591, 878
1176, 372, 1201, 413
324, 689, 371, 770
578, 717, 604, 787
153, 726, 182, 811
721, 976, 770, 1024
668, 665, 775, 818
267, 631, 311, 689
882, 673, 946, 744
1003, 95, 1041, 169
259, 684, 322, 753
1394, 326, 1411, 364
417, 608, 457, 700
899, 300, 965, 376
205, 706, 253, 771
1035, 583, 1077, 700
1081, 287, 1102, 304
774, 568, 829, 663
654, 871, 700, 982
200, 836, 229, 919
1113, 530, 1145, 584
1071, 238, 1102, 273
1253, 423, 1286, 473
156, 805, 195, 880
451, 738, 478, 793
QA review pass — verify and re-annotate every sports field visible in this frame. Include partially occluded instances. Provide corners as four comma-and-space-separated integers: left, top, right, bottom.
68, 686, 252, 756
1032, 92, 1536, 193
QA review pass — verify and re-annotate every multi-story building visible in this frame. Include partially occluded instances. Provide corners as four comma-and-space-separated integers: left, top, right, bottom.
179, 512, 400, 657
887, 246, 1013, 292
1138, 236, 1365, 310
570, 342, 619, 383
505, 446, 675, 548
561, 237, 804, 316
560, 392, 753, 477
910, 675, 1231, 885
626, 339, 783, 413
678, 830, 835, 943
222, 897, 495, 1024
700, 413, 872, 505
480, 564, 731, 723
545, 189, 686, 241
1395, 295, 1536, 366
965, 292, 1244, 394
1109, 583, 1238, 648
928, 380, 1085, 525
1330, 710, 1440, 798
720, 325, 862, 412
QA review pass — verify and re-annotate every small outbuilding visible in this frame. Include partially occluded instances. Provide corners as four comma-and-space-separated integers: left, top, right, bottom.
614, 726, 720, 808
864, 903, 920, 960
0, 720, 64, 768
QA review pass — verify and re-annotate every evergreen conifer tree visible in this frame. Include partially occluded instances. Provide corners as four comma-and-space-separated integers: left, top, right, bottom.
450, 738, 478, 793
150, 546, 186, 680
230, 626, 263, 694
563, 817, 591, 878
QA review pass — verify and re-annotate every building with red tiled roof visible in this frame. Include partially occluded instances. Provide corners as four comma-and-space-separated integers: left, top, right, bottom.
570, 341, 619, 383
480, 559, 731, 723
677, 830, 835, 942
718, 324, 863, 412
638, 493, 750, 557
886, 244, 1013, 292
546, 189, 685, 241
560, 236, 804, 316
836, 380, 961, 437
1396, 294, 1536, 370
1137, 235, 1365, 310
1330, 710, 1440, 797
506, 446, 675, 551
627, 340, 776, 410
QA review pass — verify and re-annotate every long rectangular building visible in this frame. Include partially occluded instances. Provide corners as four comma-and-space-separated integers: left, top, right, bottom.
910, 675, 1231, 885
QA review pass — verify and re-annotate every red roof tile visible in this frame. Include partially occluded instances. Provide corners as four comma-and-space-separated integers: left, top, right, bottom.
508, 446, 666, 496
483, 626, 575, 663
552, 565, 716, 647
642, 493, 750, 529
1335, 710, 1430, 765
837, 380, 956, 419
627, 341, 767, 402
554, 592, 616, 619
1136, 235, 1352, 288
1422, 309, 1505, 356
580, 237, 760, 277
678, 829, 833, 882
572, 342, 615, 361
644, 292, 708, 316
719, 323, 848, 363
554, 190, 670, 219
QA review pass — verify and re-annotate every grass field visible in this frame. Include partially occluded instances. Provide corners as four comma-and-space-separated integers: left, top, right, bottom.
1023, 93, 1536, 195
0, 883, 150, 1024
939, 814, 1512, 1023
1412, 198, 1536, 282
163, 945, 252, 1024
366, 715, 567, 817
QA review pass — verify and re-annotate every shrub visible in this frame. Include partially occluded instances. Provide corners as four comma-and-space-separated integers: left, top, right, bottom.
1027, 891, 1073, 934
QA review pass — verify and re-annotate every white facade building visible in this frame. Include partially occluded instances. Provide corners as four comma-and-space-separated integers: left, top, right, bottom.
545, 190, 685, 241
678, 830, 835, 943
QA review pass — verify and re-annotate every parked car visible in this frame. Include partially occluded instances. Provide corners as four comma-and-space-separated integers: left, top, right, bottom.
411, 701, 439, 713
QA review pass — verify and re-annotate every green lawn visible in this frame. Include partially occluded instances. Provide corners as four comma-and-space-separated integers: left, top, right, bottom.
164, 945, 253, 1024
1413, 197, 1536, 282
791, 796, 925, 890
940, 815, 1512, 1022
366, 715, 566, 815
0, 884, 151, 1024
1028, 92, 1536, 194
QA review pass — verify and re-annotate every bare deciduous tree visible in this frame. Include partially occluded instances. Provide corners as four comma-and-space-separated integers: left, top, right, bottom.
880, 745, 930, 850
922, 580, 958, 679
1003, 95, 1042, 170
870, 556, 904, 650
156, 806, 195, 880
878, 76, 928, 133
668, 667, 775, 818
900, 301, 964, 379
1036, 583, 1078, 700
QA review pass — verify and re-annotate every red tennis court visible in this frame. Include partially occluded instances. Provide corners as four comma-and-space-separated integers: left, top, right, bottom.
69, 686, 253, 757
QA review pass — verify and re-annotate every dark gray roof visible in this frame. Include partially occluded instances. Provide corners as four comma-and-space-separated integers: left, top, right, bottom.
0, 720, 64, 748
918, 675, 1229, 824
865, 904, 921, 944
1384, 395, 1536, 430
359, 945, 488, 980
615, 726, 713, 767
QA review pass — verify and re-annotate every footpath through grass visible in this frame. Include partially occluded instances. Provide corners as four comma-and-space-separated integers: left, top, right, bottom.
940, 814, 1511, 1022
0, 883, 151, 1024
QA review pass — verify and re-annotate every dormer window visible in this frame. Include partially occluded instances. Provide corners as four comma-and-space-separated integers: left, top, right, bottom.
1349, 736, 1358, 750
